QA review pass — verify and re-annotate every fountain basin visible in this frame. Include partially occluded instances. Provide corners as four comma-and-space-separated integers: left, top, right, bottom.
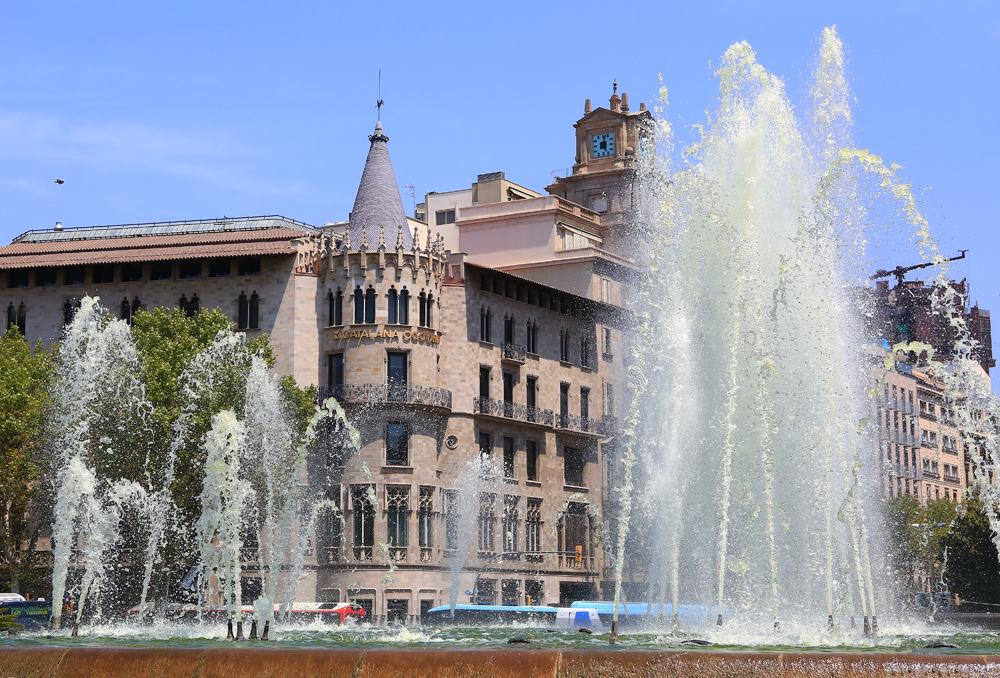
2, 647, 1000, 678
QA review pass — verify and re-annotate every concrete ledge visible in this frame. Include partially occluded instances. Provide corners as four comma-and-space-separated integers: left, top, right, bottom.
1, 647, 999, 678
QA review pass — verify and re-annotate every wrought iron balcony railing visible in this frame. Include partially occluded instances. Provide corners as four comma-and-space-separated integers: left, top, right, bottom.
474, 396, 555, 426
501, 342, 526, 363
318, 384, 452, 409
556, 413, 618, 436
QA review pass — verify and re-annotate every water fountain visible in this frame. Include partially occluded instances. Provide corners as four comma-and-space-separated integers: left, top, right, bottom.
3, 26, 1000, 677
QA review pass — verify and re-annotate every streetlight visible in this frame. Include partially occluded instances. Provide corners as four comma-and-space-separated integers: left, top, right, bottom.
912, 522, 947, 618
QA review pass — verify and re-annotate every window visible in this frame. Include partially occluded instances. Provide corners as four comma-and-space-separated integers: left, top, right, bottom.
352, 486, 375, 559
560, 503, 589, 564
526, 440, 538, 481
502, 372, 514, 405
65, 267, 86, 285
329, 289, 343, 326
418, 487, 434, 549
386, 487, 409, 548
364, 286, 376, 324
328, 353, 344, 388
526, 321, 538, 354
388, 287, 399, 324
387, 352, 407, 400
478, 493, 496, 552
504, 315, 515, 345
436, 209, 456, 225
239, 258, 261, 276
399, 287, 409, 324
93, 265, 115, 284
238, 292, 249, 329
120, 297, 140, 325
8, 270, 28, 288
580, 387, 590, 420
151, 262, 172, 281
444, 489, 459, 550
36, 269, 57, 287
503, 495, 519, 554
385, 422, 409, 466
62, 298, 80, 326
560, 331, 571, 362
603, 328, 613, 360
478, 431, 492, 459
479, 366, 491, 399
418, 291, 433, 328
603, 383, 614, 418
480, 308, 492, 342
320, 487, 342, 563
560, 383, 570, 419
209, 259, 231, 278
525, 499, 542, 554
179, 294, 200, 317
580, 336, 592, 367
354, 287, 364, 324
526, 376, 537, 411
601, 278, 612, 303
118, 264, 142, 283
502, 579, 519, 606
503, 437, 515, 479
248, 293, 259, 329
179, 261, 201, 280
8, 303, 25, 334
564, 447, 585, 487
525, 579, 543, 606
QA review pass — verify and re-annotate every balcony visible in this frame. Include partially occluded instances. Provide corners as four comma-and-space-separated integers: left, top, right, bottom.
353, 546, 373, 562
501, 342, 526, 363
557, 413, 618, 436
474, 396, 555, 426
318, 384, 452, 410
388, 547, 407, 563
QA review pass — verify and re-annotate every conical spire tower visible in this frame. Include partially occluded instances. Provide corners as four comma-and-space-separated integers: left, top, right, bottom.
347, 121, 414, 250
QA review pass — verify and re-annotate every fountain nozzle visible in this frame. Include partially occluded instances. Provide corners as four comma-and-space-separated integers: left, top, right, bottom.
609, 620, 618, 644
261, 620, 270, 641
773, 619, 780, 632
672, 614, 680, 631
716, 614, 723, 626
249, 620, 258, 639
236, 620, 244, 640
871, 616, 879, 633
71, 622, 79, 638
863, 616, 871, 634
226, 619, 234, 641
827, 615, 834, 631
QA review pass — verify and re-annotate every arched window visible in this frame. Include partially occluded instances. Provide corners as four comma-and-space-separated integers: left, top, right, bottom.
330, 289, 343, 326
249, 292, 259, 329
399, 287, 409, 325
120, 297, 132, 324
6, 303, 15, 332
503, 314, 514, 345
426, 293, 434, 328
418, 291, 427, 327
131, 296, 141, 320
387, 287, 398, 324
480, 307, 492, 343
63, 299, 76, 326
15, 303, 26, 335
179, 295, 199, 317
238, 292, 249, 329
353, 286, 364, 324
526, 320, 538, 354
364, 286, 376, 324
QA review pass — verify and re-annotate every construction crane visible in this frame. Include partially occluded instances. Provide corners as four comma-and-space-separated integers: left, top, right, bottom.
870, 250, 968, 287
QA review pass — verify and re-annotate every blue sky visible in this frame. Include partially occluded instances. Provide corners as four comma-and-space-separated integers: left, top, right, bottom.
1, 2, 998, 337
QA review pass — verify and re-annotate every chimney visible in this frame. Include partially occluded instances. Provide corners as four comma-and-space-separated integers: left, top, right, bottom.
621, 93, 629, 112
639, 102, 646, 111
585, 99, 592, 114
54, 221, 63, 231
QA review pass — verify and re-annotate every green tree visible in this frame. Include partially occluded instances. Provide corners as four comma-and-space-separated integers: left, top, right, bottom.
883, 494, 959, 590
941, 499, 1000, 607
0, 329, 52, 594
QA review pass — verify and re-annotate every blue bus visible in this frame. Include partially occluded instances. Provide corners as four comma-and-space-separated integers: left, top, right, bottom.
570, 601, 719, 627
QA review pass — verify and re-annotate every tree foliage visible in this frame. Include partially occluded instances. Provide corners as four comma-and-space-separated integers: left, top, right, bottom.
941, 499, 1000, 607
0, 329, 52, 594
883, 494, 960, 588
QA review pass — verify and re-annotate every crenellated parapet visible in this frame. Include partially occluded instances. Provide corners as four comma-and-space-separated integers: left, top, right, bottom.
323, 223, 448, 289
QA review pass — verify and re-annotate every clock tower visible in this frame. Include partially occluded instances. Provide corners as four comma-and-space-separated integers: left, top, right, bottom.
546, 81, 654, 242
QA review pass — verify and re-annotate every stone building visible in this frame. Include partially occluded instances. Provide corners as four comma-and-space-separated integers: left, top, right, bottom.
0, 92, 635, 621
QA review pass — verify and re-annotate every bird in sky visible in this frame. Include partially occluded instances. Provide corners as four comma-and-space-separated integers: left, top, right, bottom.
54, 179, 64, 184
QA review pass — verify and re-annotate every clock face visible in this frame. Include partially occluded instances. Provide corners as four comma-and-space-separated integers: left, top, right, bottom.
592, 133, 614, 158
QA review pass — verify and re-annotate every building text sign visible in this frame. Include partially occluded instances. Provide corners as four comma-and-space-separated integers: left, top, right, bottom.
330, 326, 441, 345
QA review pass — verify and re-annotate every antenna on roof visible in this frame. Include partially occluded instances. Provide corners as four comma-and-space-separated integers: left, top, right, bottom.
376, 69, 384, 122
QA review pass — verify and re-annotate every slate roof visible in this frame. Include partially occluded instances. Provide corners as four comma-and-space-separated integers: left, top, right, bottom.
0, 216, 313, 269
347, 122, 414, 250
